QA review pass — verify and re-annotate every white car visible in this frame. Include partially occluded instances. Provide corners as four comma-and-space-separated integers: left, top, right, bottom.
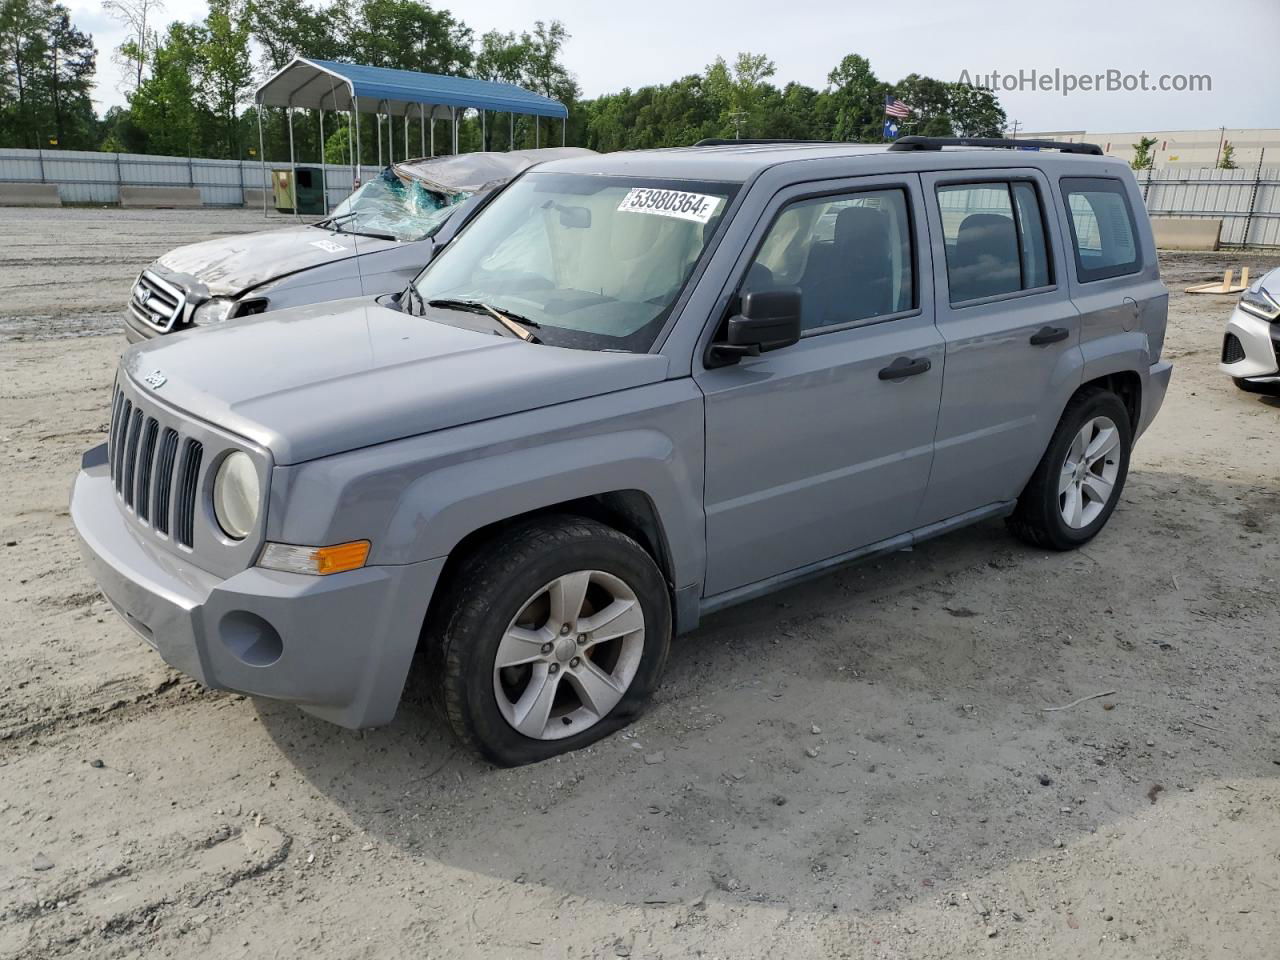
1220, 267, 1280, 394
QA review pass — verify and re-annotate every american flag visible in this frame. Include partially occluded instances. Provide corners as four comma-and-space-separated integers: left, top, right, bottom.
884, 95, 912, 119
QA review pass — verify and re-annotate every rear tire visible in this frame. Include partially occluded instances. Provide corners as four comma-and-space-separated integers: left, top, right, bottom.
427, 516, 671, 767
1233, 377, 1280, 396
1007, 388, 1132, 550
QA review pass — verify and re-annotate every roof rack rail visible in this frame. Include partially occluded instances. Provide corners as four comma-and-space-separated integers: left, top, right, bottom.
693, 138, 832, 147
888, 136, 1104, 156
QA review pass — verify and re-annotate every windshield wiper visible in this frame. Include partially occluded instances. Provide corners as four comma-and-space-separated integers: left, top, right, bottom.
426, 299, 541, 342
316, 211, 357, 233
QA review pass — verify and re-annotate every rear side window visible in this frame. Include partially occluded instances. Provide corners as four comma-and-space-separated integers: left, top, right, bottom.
743, 187, 915, 331
1061, 177, 1140, 282
937, 181, 1053, 304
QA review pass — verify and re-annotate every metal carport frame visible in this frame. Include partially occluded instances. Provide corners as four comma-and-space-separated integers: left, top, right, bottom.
253, 57, 569, 216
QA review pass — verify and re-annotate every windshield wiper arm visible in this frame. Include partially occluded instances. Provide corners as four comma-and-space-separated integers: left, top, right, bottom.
426, 299, 541, 342
402, 284, 425, 316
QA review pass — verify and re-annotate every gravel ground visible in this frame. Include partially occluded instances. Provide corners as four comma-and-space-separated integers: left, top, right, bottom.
1, 207, 1278, 960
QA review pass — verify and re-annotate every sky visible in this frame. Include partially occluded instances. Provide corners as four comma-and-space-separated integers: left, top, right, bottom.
73, 0, 1280, 133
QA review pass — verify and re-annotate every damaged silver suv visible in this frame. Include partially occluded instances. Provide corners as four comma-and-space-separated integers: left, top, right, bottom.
73, 137, 1172, 765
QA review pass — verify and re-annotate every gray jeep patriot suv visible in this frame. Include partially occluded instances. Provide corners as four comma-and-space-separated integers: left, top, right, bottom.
72, 137, 1172, 765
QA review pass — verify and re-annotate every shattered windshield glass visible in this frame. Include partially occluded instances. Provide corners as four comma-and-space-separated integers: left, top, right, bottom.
321, 168, 466, 242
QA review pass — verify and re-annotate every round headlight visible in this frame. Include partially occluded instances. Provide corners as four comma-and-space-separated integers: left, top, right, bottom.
213, 452, 260, 540
192, 298, 235, 326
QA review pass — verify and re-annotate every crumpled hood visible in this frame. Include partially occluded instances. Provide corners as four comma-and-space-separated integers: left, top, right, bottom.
121, 299, 670, 465
155, 226, 399, 298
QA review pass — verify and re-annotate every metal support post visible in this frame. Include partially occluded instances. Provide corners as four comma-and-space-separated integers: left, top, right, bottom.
256, 104, 267, 217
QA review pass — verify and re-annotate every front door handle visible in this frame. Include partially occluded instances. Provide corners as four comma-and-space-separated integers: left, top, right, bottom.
1029, 326, 1069, 346
878, 356, 932, 380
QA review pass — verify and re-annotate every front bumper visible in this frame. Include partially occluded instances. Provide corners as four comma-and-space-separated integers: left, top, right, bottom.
1219, 305, 1280, 382
123, 308, 163, 343
71, 445, 445, 728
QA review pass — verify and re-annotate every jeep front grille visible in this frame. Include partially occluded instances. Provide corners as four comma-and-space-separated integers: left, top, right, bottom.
107, 386, 204, 550
128, 270, 187, 333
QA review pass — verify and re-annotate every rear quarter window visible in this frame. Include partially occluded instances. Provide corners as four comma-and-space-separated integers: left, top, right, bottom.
1061, 177, 1141, 282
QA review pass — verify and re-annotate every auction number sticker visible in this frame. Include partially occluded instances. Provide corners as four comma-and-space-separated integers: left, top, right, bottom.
617, 188, 722, 224
310, 238, 346, 254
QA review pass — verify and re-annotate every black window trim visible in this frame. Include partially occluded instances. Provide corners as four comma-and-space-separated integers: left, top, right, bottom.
932, 174, 1059, 309
734, 179, 923, 341
1059, 175, 1143, 284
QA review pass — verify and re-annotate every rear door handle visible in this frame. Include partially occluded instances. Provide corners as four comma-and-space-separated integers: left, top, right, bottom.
878, 356, 932, 380
1029, 326, 1069, 346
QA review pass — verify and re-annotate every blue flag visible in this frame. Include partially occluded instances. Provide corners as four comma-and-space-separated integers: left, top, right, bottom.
883, 118, 900, 140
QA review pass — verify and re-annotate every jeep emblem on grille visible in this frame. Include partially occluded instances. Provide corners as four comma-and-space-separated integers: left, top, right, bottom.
143, 369, 167, 389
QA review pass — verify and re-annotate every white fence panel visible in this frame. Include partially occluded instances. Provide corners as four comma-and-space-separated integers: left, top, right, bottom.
1139, 165, 1280, 247
2, 148, 1277, 245
0, 148, 361, 210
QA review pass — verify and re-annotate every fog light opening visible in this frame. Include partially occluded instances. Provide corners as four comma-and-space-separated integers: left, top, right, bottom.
220, 611, 283, 667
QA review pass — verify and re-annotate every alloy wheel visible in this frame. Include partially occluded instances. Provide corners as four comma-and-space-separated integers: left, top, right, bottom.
492, 570, 646, 740
1058, 415, 1121, 529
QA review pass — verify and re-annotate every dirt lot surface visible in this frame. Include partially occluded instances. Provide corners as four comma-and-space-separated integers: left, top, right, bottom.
1, 207, 1278, 959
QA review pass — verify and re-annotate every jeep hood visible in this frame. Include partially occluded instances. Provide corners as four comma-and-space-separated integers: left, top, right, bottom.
154, 226, 400, 299
121, 299, 670, 464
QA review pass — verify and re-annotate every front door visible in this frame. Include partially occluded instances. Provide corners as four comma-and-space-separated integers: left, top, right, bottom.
695, 175, 943, 598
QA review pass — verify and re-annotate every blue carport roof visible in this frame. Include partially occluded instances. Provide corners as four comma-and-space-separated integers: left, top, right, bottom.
255, 57, 568, 119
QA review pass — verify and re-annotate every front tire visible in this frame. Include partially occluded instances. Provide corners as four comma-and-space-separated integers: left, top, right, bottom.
428, 516, 671, 766
1007, 388, 1132, 550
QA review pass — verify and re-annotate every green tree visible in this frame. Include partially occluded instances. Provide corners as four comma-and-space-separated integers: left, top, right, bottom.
0, 0, 49, 147
0, 0, 97, 148
200, 0, 253, 157
127, 21, 205, 155
340, 0, 472, 74
248, 0, 341, 72
704, 51, 777, 138
945, 81, 1004, 137
1131, 135, 1157, 170
102, 0, 164, 95
825, 54, 888, 142
1218, 142, 1236, 170
891, 74, 952, 137
42, 6, 95, 147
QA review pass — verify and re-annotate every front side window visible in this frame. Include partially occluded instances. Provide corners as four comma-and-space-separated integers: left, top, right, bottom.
1061, 177, 1140, 282
937, 180, 1054, 304
412, 172, 738, 352
742, 188, 915, 331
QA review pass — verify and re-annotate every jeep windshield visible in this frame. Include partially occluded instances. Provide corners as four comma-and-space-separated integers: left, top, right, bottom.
319, 167, 464, 242
411, 172, 739, 352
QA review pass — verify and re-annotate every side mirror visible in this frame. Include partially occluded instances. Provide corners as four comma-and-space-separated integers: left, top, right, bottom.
712, 289, 802, 364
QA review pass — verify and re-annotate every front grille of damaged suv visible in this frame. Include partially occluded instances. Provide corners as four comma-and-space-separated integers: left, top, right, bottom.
108, 384, 204, 549
128, 270, 187, 333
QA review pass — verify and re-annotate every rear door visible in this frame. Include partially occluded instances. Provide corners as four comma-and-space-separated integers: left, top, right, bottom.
695, 174, 943, 597
1058, 175, 1167, 365
915, 169, 1083, 525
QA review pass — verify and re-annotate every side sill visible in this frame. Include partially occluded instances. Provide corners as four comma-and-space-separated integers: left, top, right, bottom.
698, 500, 1016, 619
